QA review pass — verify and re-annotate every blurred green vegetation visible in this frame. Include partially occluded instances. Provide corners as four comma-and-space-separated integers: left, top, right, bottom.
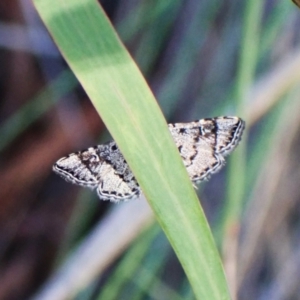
1, 0, 300, 299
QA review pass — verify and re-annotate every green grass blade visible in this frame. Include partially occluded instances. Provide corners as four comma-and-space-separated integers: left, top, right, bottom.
220, 0, 264, 239
96, 224, 160, 300
33, 1, 230, 299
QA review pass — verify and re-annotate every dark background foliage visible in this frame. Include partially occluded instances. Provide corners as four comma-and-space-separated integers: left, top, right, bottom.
1, 0, 300, 299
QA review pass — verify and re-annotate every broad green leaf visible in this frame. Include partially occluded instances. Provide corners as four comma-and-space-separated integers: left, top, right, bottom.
33, 1, 230, 299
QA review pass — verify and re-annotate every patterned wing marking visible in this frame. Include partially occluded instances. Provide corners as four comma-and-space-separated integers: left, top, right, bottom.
168, 116, 244, 182
53, 116, 245, 201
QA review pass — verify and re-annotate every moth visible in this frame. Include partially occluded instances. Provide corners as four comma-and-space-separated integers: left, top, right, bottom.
53, 116, 245, 202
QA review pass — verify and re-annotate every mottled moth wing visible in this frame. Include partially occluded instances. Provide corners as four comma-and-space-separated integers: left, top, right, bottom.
209, 116, 245, 155
53, 116, 245, 201
95, 142, 140, 201
52, 148, 99, 187
169, 116, 245, 182
53, 142, 140, 202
